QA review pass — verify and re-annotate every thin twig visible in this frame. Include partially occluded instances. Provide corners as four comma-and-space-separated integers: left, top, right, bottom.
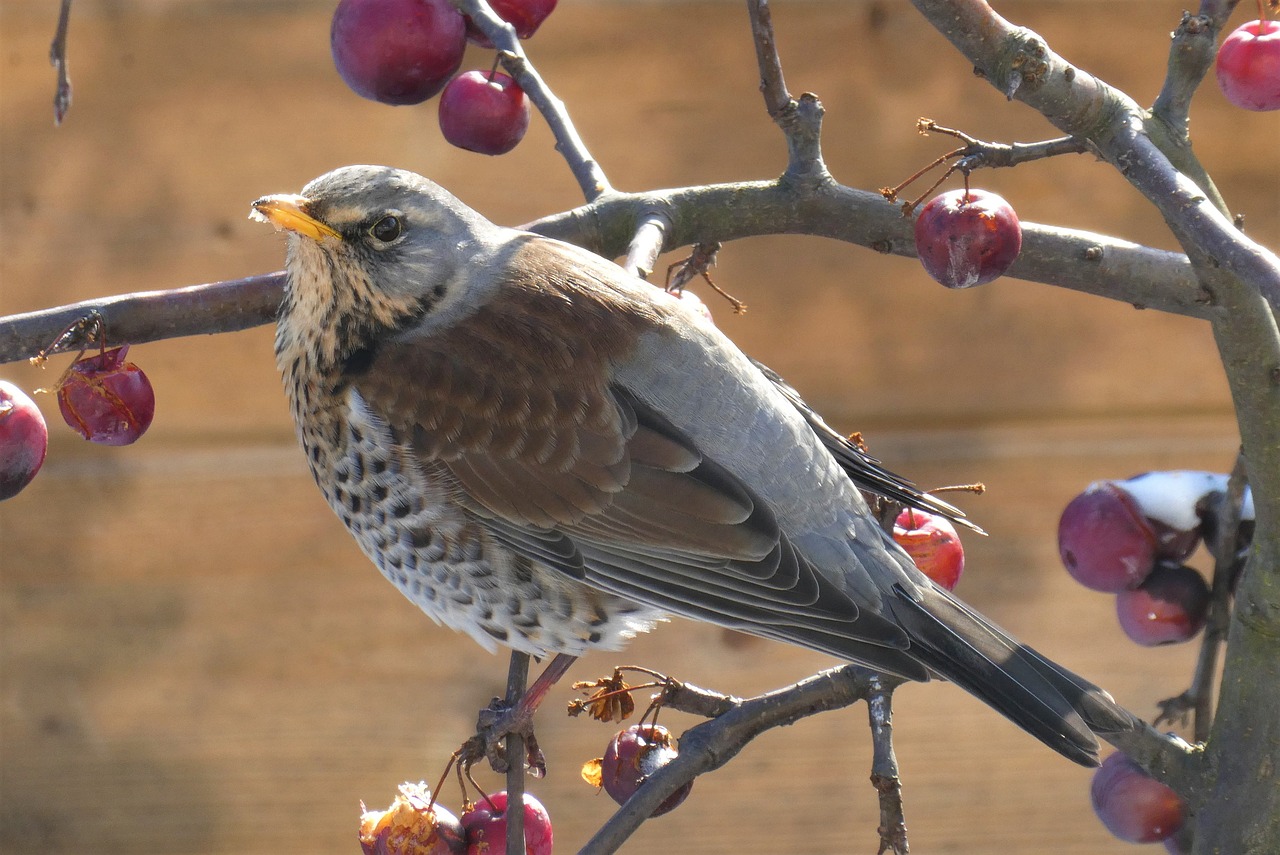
868, 678, 908, 855
580, 667, 903, 854
1195, 455, 1251, 740
623, 212, 671, 279
448, 0, 612, 199
746, 0, 827, 178
49, 0, 73, 125
503, 652, 529, 855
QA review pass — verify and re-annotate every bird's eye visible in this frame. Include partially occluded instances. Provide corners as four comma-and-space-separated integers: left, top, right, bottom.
369, 215, 403, 243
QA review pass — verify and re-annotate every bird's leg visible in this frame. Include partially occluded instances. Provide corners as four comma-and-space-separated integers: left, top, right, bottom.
466, 652, 579, 778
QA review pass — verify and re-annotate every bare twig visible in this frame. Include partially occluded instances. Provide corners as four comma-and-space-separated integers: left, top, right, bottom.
622, 212, 671, 279
746, 0, 827, 179
868, 678, 908, 855
1196, 456, 1251, 740
1152, 11, 1218, 140
49, 0, 73, 125
448, 0, 611, 200
502, 652, 529, 855
579, 665, 899, 854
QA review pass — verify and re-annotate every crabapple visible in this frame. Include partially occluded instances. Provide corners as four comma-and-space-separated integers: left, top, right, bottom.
0, 380, 48, 500
460, 791, 551, 855
1091, 752, 1186, 844
465, 0, 558, 47
1115, 563, 1210, 646
359, 782, 465, 855
1216, 19, 1280, 111
56, 345, 155, 446
599, 724, 692, 817
438, 70, 530, 155
893, 508, 965, 591
913, 188, 1022, 288
1057, 481, 1159, 592
331, 0, 466, 105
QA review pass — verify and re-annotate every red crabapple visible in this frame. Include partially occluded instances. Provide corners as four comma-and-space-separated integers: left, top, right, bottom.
1216, 19, 1280, 111
359, 782, 465, 855
1091, 752, 1186, 844
913, 188, 1022, 288
1057, 481, 1159, 592
598, 724, 692, 817
438, 70, 530, 155
893, 508, 965, 590
0, 380, 48, 500
331, 0, 466, 105
460, 791, 552, 855
56, 345, 155, 446
465, 0, 558, 47
1115, 563, 1210, 646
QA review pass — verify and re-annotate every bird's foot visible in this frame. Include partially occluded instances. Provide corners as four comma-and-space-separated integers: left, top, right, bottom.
460, 653, 579, 778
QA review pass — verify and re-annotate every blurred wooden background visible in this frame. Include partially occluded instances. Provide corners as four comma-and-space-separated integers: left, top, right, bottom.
1, 1, 1275, 853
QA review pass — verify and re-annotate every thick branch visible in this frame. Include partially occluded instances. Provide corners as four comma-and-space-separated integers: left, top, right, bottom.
524, 181, 1212, 318
0, 273, 285, 363
0, 187, 1216, 367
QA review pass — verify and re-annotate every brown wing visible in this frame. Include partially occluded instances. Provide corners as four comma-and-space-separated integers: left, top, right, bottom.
352, 236, 920, 665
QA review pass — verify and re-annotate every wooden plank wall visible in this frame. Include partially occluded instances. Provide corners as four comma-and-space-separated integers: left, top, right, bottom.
1, 2, 1274, 853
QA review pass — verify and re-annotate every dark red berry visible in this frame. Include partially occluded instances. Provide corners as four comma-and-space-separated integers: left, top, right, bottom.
1216, 19, 1280, 111
331, 0, 466, 105
913, 188, 1022, 288
460, 791, 551, 855
0, 380, 48, 500
56, 345, 155, 446
1091, 752, 1186, 844
893, 508, 965, 591
438, 70, 530, 155
1058, 481, 1158, 592
599, 724, 692, 817
465, 0, 558, 47
1115, 563, 1210, 646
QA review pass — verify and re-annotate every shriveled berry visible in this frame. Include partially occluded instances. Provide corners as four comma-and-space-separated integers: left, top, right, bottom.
57, 345, 155, 446
465, 0, 558, 47
893, 508, 965, 590
0, 380, 48, 500
460, 791, 551, 855
1115, 563, 1210, 646
1091, 752, 1186, 844
1058, 481, 1158, 592
597, 724, 692, 817
359, 782, 465, 855
438, 70, 530, 155
331, 0, 466, 105
913, 188, 1021, 288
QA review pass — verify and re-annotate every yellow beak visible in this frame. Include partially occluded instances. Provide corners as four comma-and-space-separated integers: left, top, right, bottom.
249, 194, 341, 242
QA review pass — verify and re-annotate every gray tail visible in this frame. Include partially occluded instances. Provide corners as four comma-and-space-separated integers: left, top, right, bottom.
887, 582, 1138, 766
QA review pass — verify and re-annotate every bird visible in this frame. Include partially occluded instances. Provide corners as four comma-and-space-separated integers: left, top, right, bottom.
251, 164, 1132, 767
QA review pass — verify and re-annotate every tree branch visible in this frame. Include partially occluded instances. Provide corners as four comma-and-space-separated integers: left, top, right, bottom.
449, 0, 611, 200
48, 0, 73, 125
578, 666, 900, 854
908, 0, 1280, 313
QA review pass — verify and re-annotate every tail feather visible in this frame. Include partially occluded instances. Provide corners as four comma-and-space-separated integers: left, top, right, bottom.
886, 582, 1132, 766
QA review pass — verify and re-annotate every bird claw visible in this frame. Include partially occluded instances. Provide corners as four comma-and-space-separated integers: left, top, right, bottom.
466, 697, 548, 778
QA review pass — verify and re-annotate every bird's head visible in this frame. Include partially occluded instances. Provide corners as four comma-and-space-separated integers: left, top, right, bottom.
252, 165, 502, 371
